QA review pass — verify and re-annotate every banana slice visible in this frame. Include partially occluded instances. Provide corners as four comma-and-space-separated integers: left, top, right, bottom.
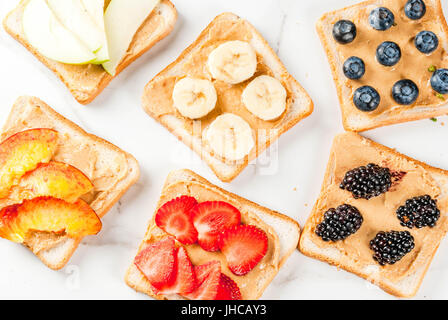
242, 75, 287, 120
207, 41, 257, 84
172, 77, 217, 119
204, 113, 255, 161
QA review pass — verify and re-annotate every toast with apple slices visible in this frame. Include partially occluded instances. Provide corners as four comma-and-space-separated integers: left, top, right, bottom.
0, 96, 139, 269
3, 0, 177, 104
141, 12, 313, 182
0, 128, 58, 198
125, 169, 300, 300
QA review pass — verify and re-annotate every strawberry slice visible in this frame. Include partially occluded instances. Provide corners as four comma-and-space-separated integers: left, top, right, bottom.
218, 225, 268, 276
155, 196, 198, 245
215, 273, 242, 300
191, 201, 241, 251
183, 261, 221, 300
157, 246, 197, 295
134, 237, 176, 290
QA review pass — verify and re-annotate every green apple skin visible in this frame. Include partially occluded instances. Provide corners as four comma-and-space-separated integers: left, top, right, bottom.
102, 0, 160, 75
79, 0, 110, 64
23, 0, 96, 65
46, 0, 104, 54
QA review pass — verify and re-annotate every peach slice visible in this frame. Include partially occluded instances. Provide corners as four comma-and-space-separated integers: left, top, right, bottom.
0, 196, 101, 243
0, 129, 58, 198
11, 161, 93, 203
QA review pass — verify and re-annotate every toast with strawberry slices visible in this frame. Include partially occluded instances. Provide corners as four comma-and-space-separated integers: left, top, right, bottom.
125, 169, 301, 300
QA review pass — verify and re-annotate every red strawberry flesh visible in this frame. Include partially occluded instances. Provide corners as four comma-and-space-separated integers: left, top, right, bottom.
215, 273, 242, 300
183, 261, 221, 300
134, 237, 176, 290
191, 201, 241, 251
157, 246, 197, 295
218, 225, 268, 276
155, 196, 198, 245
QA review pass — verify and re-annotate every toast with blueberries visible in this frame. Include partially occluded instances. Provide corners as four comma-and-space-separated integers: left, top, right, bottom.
317, 0, 448, 132
125, 169, 301, 300
299, 132, 448, 297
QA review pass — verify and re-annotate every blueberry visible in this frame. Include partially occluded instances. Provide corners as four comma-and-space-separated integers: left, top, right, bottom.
343, 57, 365, 80
353, 86, 380, 111
376, 41, 401, 66
415, 31, 438, 54
404, 0, 426, 20
332, 20, 357, 44
369, 7, 395, 31
392, 79, 419, 105
431, 69, 448, 94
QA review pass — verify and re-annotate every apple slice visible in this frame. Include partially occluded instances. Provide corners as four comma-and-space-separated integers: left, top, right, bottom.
0, 129, 58, 198
0, 197, 101, 243
46, 0, 106, 54
23, 0, 96, 64
79, 0, 109, 63
102, 0, 160, 75
11, 161, 93, 203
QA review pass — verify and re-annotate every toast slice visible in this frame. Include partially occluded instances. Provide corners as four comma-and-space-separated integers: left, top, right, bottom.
3, 0, 177, 104
125, 169, 300, 300
299, 132, 448, 297
142, 12, 313, 182
0, 96, 140, 269
317, 0, 448, 131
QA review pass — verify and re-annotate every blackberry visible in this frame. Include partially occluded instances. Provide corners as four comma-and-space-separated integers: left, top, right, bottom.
396, 195, 440, 228
315, 204, 363, 242
370, 231, 415, 265
340, 163, 392, 199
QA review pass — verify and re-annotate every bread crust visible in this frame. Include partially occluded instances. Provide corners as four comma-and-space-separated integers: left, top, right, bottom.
298, 132, 448, 298
3, 0, 177, 105
125, 169, 301, 300
1, 96, 140, 270
316, 0, 448, 132
142, 12, 313, 182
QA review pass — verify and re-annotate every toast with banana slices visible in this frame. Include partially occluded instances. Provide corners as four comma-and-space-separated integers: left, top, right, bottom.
142, 12, 313, 182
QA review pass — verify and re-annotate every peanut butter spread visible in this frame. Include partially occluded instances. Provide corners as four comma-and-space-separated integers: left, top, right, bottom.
143, 180, 280, 299
334, 0, 448, 115
144, 19, 294, 161
307, 133, 448, 282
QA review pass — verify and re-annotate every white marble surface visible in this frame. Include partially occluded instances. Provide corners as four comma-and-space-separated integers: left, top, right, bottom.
0, 0, 448, 300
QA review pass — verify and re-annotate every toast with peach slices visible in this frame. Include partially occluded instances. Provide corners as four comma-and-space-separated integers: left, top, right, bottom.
3, 0, 177, 104
0, 96, 139, 269
125, 169, 300, 300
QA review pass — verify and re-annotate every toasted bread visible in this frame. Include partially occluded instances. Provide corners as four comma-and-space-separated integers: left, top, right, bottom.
299, 132, 448, 297
0, 96, 140, 269
317, 0, 448, 131
125, 169, 300, 300
142, 12, 313, 182
3, 0, 177, 104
